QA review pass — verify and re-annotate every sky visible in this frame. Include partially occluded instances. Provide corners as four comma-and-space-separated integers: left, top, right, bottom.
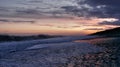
0, 0, 120, 36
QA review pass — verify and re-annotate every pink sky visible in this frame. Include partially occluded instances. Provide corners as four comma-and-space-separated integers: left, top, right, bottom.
0, 0, 120, 36
0, 17, 118, 36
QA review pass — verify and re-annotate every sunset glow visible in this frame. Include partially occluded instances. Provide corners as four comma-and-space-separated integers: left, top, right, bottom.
0, 0, 120, 36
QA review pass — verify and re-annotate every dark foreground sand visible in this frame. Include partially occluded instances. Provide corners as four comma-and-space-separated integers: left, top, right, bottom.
70, 37, 120, 67
0, 36, 120, 67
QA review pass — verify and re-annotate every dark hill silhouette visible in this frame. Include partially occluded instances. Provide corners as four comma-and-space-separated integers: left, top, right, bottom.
91, 27, 120, 37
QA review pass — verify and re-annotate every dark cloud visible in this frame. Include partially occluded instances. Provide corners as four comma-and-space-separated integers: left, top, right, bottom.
71, 26, 81, 28
0, 0, 120, 21
86, 0, 120, 18
16, 9, 40, 15
37, 24, 54, 27
36, 24, 81, 28
8, 7, 73, 19
12, 20, 35, 23
99, 21, 120, 26
62, 5, 105, 18
0, 19, 35, 23
57, 25, 81, 28
61, 0, 120, 19
56, 26, 68, 28
0, 19, 9, 22
27, 0, 43, 3
37, 24, 69, 28
86, 0, 120, 7
61, 5, 92, 18
84, 28, 104, 30
0, 7, 9, 12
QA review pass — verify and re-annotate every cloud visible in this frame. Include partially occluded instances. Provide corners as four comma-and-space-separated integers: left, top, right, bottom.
0, 19, 9, 22
36, 24, 54, 27
84, 28, 104, 30
0, 0, 78, 19
0, 0, 120, 21
85, 0, 120, 18
71, 26, 81, 28
61, 1, 105, 18
56, 25, 81, 28
16, 9, 40, 15
36, 24, 69, 28
0, 7, 9, 12
99, 21, 120, 26
0, 19, 35, 23
61, 0, 120, 19
36, 23, 82, 28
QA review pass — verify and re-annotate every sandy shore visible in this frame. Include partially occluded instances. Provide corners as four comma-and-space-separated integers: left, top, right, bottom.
0, 36, 111, 67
